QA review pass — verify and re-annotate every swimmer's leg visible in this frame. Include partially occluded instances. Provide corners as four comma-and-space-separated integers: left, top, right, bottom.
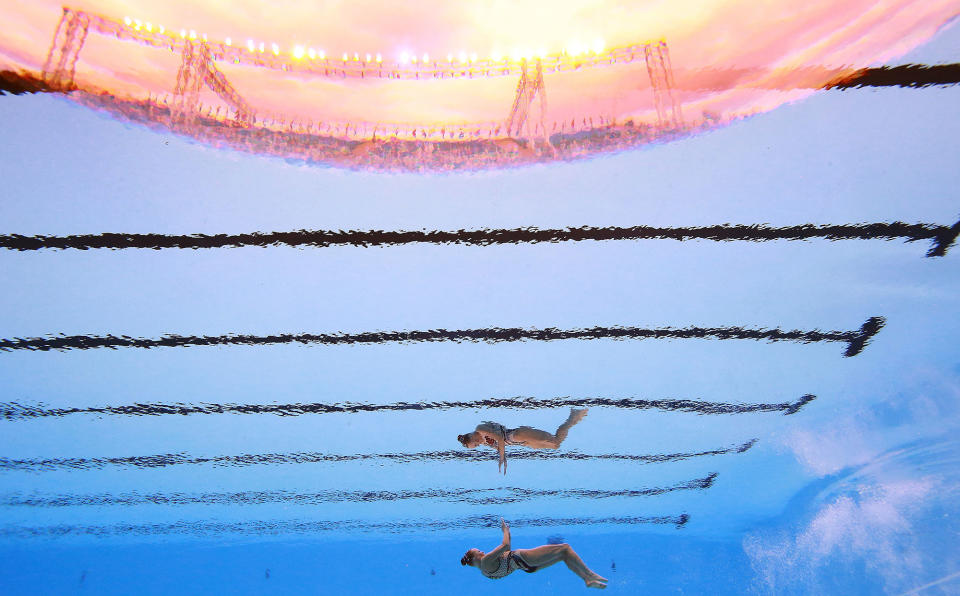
510, 408, 589, 449
513, 544, 607, 588
552, 408, 588, 447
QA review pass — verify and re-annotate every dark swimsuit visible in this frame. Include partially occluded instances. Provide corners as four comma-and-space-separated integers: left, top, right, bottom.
493, 423, 526, 446
511, 552, 538, 573
482, 551, 538, 579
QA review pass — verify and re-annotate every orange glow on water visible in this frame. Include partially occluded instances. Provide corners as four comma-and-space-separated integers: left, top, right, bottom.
0, 1, 956, 170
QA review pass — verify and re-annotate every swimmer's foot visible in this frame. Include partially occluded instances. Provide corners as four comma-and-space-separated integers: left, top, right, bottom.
568, 408, 589, 424
586, 579, 607, 589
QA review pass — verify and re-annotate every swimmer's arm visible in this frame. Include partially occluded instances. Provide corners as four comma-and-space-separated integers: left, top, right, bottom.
500, 518, 511, 547
480, 543, 509, 572
475, 426, 507, 473
476, 430, 507, 473
498, 439, 507, 475
482, 519, 512, 565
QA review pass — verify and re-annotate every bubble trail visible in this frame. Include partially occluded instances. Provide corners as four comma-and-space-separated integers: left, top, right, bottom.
0, 440, 755, 472
0, 394, 815, 421
0, 473, 716, 507
0, 317, 885, 357
0, 220, 956, 256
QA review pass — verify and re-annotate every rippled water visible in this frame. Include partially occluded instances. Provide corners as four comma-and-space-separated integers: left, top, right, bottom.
2, 16, 960, 596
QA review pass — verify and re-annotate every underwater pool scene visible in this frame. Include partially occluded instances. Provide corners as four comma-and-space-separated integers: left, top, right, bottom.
2, 2, 960, 594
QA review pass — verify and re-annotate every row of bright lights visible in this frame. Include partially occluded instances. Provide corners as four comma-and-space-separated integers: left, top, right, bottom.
122, 16, 605, 63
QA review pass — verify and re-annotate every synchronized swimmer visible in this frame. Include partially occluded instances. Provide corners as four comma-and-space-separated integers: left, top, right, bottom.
457, 408, 589, 474
461, 518, 608, 589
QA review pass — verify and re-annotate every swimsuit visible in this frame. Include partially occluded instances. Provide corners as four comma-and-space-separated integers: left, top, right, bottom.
487, 422, 527, 446
482, 551, 538, 579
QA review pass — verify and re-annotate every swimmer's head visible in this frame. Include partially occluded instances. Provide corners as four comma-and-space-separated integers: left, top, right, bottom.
458, 433, 478, 448
461, 549, 482, 567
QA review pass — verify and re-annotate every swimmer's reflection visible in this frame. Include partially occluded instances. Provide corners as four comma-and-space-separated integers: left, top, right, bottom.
457, 408, 588, 474
461, 518, 608, 589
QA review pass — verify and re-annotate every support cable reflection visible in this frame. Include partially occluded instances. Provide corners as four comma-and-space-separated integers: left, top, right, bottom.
0, 317, 885, 357
0, 440, 756, 472
0, 473, 717, 507
0, 512, 692, 538
1, 219, 956, 256
1, 394, 815, 421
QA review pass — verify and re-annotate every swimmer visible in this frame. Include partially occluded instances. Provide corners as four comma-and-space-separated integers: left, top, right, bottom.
461, 518, 608, 589
457, 408, 588, 474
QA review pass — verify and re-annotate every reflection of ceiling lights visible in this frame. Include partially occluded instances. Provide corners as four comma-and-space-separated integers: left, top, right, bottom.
121, 13, 615, 72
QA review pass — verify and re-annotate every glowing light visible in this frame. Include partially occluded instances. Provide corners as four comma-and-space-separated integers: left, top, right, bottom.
258, 41, 265, 52
318, 49, 325, 59
400, 51, 410, 64
353, 52, 359, 61
157, 25, 164, 34
342, 52, 348, 61
15, 1, 953, 173
202, 33, 208, 42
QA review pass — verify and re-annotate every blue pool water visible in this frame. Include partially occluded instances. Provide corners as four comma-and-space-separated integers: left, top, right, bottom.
2, 19, 959, 596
